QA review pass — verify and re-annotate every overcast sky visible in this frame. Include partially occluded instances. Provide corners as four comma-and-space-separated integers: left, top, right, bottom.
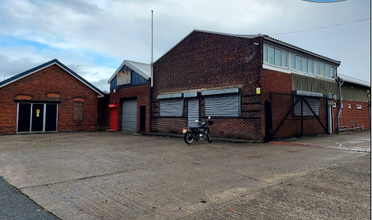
0, 0, 370, 91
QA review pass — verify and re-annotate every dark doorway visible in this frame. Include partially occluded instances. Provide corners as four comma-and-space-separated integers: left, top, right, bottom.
45, 104, 58, 131
18, 103, 31, 132
140, 106, 146, 132
31, 104, 44, 132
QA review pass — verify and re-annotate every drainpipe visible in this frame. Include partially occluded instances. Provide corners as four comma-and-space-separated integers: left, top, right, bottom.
336, 76, 344, 133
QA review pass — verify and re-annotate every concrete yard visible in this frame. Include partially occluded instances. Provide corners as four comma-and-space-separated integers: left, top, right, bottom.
0, 131, 370, 220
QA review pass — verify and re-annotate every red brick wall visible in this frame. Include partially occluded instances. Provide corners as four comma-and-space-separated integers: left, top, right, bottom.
109, 84, 150, 133
152, 31, 264, 141
333, 100, 370, 131
260, 69, 293, 98
0, 64, 100, 135
260, 68, 293, 138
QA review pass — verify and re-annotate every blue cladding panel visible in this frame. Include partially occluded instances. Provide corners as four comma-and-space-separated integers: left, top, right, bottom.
131, 70, 148, 86
110, 65, 149, 90
110, 76, 117, 90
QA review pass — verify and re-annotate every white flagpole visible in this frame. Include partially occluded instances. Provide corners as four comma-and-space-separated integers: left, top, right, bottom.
151, 10, 154, 87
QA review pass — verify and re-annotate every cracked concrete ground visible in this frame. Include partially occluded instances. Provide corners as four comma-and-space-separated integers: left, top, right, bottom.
0, 131, 370, 220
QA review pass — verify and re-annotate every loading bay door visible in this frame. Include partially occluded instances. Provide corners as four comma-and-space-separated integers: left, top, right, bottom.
122, 99, 137, 132
187, 98, 199, 127
17, 103, 58, 133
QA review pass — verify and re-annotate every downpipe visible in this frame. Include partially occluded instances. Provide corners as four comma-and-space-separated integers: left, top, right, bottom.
336, 76, 344, 134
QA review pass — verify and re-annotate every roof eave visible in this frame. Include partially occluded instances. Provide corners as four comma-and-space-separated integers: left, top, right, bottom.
107, 60, 151, 84
123, 60, 151, 80
107, 61, 125, 84
338, 74, 371, 87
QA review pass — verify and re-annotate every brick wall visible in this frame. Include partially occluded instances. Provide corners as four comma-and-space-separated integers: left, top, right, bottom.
109, 84, 150, 132
152, 31, 264, 141
333, 100, 370, 131
260, 68, 293, 138
0, 64, 100, 135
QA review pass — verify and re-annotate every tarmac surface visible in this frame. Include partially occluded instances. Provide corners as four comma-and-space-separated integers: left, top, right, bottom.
0, 176, 58, 220
0, 131, 370, 220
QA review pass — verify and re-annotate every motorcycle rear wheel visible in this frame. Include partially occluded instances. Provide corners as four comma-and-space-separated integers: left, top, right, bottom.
206, 132, 212, 143
184, 132, 195, 145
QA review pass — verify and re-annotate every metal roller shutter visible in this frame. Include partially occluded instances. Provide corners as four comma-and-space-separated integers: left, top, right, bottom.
122, 99, 137, 132
205, 94, 240, 117
188, 98, 199, 127
294, 97, 320, 116
160, 99, 183, 117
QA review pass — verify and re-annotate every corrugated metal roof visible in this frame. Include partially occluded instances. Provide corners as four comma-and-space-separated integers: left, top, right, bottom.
108, 60, 150, 84
0, 59, 105, 97
338, 73, 370, 87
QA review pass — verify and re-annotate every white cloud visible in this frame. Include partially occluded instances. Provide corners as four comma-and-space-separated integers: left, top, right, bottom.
0, 0, 369, 90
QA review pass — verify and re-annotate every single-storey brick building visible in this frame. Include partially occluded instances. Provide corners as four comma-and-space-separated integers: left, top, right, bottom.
334, 74, 370, 131
0, 59, 104, 135
150, 30, 370, 141
107, 60, 151, 133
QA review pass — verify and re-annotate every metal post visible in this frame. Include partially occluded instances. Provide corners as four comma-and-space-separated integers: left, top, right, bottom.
301, 97, 303, 137
150, 10, 154, 88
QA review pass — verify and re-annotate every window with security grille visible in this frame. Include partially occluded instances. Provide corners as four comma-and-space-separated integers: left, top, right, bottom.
294, 97, 320, 116
160, 99, 184, 117
204, 94, 240, 117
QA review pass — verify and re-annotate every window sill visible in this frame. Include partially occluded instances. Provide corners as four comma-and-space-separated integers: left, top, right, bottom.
263, 64, 336, 82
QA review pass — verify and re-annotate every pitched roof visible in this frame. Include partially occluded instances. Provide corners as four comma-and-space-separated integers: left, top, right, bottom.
154, 29, 340, 66
0, 59, 105, 97
338, 73, 370, 87
107, 60, 151, 84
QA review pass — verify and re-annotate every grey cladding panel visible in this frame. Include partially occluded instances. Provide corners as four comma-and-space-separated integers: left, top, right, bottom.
160, 99, 184, 117
294, 97, 320, 116
188, 98, 199, 127
122, 99, 137, 132
205, 94, 240, 117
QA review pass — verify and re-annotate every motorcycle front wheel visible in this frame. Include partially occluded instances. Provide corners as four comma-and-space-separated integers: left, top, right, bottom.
184, 132, 195, 145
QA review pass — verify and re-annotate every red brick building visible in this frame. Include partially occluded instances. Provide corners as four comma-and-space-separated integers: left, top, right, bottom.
151, 30, 370, 142
0, 59, 105, 135
333, 74, 370, 132
107, 60, 151, 133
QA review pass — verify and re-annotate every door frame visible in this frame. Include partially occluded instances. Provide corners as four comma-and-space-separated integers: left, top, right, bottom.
16, 102, 59, 134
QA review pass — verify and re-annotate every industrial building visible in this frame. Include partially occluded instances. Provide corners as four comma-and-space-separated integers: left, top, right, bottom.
107, 60, 151, 133
149, 30, 370, 142
0, 59, 104, 135
1, 30, 369, 141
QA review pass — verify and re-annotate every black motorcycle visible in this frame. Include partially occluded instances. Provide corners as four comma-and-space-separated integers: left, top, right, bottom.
183, 117, 214, 145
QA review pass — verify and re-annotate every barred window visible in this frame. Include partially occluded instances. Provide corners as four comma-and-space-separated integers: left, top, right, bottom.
74, 102, 84, 121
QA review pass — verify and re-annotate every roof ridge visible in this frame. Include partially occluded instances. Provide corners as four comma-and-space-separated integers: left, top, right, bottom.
0, 59, 104, 96
125, 60, 150, 66
193, 29, 261, 39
